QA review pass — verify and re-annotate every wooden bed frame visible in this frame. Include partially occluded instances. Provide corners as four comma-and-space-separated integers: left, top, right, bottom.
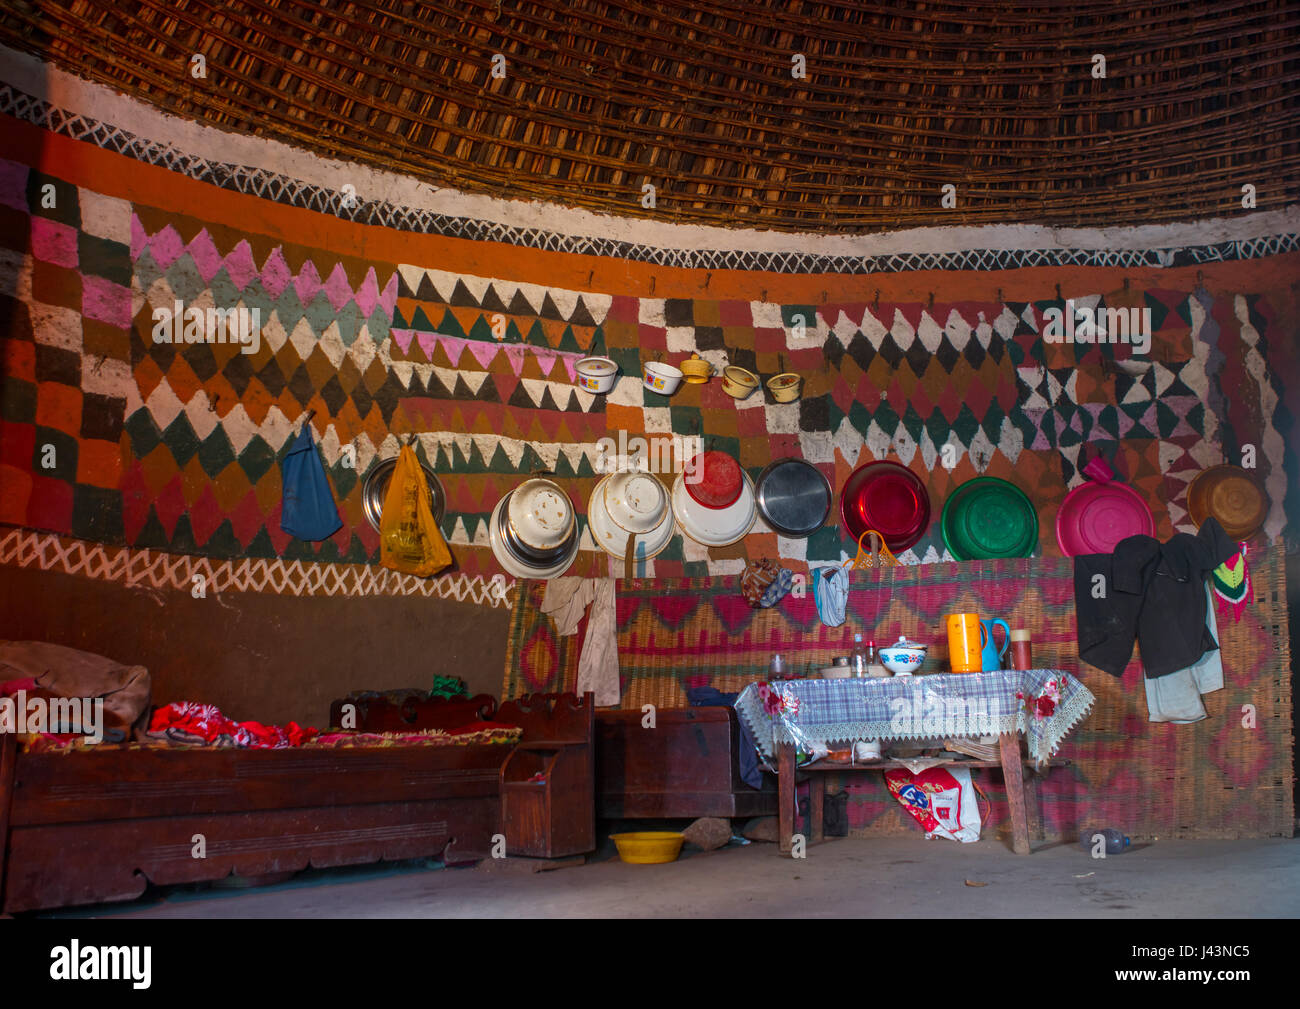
0, 691, 593, 914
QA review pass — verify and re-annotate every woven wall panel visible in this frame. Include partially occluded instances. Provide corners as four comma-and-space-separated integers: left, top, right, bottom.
502, 546, 1294, 840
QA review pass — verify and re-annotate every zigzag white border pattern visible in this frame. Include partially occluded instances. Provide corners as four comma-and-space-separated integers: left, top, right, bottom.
0, 527, 514, 609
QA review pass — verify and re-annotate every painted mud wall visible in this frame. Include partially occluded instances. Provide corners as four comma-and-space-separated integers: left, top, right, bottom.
0, 52, 1296, 732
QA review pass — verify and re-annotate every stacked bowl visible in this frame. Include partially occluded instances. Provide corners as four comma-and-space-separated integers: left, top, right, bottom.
589, 469, 676, 562
672, 451, 757, 547
490, 478, 581, 578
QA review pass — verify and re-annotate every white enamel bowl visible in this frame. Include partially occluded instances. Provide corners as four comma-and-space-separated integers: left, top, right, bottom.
575, 356, 618, 393
671, 470, 757, 547
604, 470, 668, 535
489, 497, 579, 578
589, 473, 675, 562
879, 643, 928, 675
506, 478, 575, 554
642, 361, 684, 396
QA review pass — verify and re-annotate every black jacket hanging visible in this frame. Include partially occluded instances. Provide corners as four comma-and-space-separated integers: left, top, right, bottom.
1075, 516, 1236, 678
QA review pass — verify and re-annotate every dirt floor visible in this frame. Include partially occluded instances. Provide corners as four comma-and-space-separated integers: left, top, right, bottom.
47, 835, 1300, 919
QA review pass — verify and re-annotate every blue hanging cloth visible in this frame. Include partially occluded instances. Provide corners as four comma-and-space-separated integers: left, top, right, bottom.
280, 425, 342, 541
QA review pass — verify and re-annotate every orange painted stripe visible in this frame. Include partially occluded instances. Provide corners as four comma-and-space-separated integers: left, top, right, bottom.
6, 111, 1299, 304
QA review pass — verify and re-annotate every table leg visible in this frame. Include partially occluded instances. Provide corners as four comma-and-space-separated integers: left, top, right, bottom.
810, 774, 824, 844
778, 742, 795, 854
999, 732, 1031, 855
1023, 765, 1043, 842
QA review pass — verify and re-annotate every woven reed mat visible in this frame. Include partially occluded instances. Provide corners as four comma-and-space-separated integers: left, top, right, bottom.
502, 546, 1292, 840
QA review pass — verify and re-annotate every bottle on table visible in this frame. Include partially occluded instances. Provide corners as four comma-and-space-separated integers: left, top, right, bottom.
865, 638, 890, 677
851, 633, 868, 677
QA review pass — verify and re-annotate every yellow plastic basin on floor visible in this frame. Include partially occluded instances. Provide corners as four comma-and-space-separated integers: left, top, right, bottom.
610, 831, 685, 864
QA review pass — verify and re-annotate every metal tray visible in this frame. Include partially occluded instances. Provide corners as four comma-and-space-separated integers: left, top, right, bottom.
361, 456, 447, 532
754, 458, 832, 537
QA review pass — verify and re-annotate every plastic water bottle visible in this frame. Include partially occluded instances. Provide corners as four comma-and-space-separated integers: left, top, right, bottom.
851, 633, 868, 677
1078, 828, 1130, 855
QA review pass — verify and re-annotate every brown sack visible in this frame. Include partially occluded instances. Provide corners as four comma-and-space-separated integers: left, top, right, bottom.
0, 640, 152, 738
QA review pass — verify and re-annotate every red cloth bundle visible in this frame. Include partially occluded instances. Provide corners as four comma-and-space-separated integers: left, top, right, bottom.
147, 701, 317, 749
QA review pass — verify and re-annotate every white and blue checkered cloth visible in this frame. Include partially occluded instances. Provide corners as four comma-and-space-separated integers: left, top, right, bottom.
734, 670, 1094, 766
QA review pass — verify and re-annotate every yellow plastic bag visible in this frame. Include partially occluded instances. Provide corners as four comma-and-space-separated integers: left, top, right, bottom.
379, 445, 452, 577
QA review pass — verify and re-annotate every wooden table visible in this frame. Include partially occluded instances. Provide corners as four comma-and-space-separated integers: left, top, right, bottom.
777, 733, 1068, 856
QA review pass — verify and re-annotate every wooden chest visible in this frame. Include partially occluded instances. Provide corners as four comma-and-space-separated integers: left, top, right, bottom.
596, 707, 777, 820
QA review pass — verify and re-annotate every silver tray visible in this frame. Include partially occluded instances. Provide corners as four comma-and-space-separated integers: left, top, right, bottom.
361, 457, 447, 532
754, 457, 832, 537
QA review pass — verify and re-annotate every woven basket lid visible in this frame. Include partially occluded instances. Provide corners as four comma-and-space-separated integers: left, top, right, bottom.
685, 451, 743, 509
1187, 465, 1268, 540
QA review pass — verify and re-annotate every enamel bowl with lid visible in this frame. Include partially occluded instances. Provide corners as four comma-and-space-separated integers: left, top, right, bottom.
879, 636, 928, 676
679, 353, 715, 384
575, 356, 618, 393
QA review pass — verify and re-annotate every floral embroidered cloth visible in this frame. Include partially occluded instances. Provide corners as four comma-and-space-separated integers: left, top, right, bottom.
734, 669, 1094, 766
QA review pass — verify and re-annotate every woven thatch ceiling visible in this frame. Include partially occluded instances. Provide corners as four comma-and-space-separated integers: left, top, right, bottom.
2, 0, 1298, 233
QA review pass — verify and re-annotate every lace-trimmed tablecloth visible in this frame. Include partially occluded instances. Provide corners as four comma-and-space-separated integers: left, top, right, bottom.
734, 669, 1094, 766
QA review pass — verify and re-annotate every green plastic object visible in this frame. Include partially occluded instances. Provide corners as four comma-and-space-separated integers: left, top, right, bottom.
940, 477, 1039, 560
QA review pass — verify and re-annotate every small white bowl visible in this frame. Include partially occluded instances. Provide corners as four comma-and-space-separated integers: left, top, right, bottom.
604, 471, 667, 535
643, 361, 684, 396
506, 478, 574, 553
575, 356, 618, 393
